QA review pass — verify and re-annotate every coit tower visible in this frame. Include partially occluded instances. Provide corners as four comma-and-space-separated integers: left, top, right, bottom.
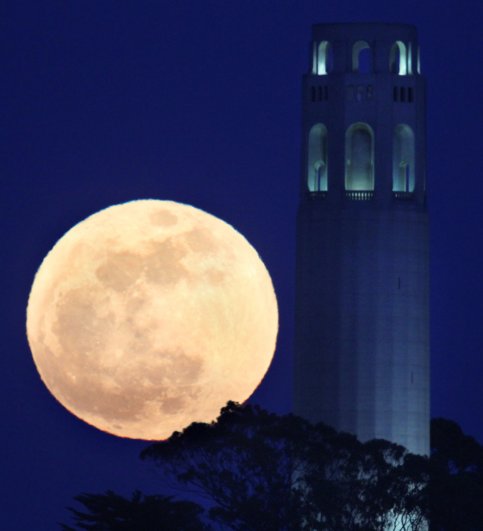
294, 23, 429, 455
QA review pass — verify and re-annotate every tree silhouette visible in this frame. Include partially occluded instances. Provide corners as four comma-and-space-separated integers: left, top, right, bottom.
141, 402, 306, 530
60, 490, 207, 530
141, 402, 428, 530
64, 404, 483, 530
430, 418, 483, 530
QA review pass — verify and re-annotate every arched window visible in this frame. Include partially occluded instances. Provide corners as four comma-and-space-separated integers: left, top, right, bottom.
393, 124, 415, 192
307, 124, 328, 192
314, 41, 333, 75
352, 41, 371, 73
390, 41, 407, 75
345, 123, 374, 191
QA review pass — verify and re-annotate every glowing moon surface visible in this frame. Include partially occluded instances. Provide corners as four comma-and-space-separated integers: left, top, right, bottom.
26, 200, 278, 440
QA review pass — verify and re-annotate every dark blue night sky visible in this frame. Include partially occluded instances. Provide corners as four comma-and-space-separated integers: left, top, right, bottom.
3, 1, 482, 529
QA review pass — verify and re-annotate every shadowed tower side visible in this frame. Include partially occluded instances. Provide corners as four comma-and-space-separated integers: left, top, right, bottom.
294, 23, 429, 455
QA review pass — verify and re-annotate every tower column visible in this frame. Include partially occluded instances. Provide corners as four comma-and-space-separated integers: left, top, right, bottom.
294, 23, 429, 455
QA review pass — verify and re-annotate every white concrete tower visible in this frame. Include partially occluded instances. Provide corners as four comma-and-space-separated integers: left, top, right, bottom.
294, 23, 429, 455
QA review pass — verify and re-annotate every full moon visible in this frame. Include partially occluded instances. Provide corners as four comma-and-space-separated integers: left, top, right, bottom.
26, 200, 278, 440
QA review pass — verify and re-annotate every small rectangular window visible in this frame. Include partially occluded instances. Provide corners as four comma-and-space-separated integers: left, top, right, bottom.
400, 87, 406, 102
311, 87, 316, 102
324, 86, 329, 100
408, 87, 413, 102
393, 86, 398, 102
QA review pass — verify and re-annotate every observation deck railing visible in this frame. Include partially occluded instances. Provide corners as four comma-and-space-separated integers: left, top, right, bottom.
305, 190, 416, 201
393, 191, 415, 200
345, 190, 374, 200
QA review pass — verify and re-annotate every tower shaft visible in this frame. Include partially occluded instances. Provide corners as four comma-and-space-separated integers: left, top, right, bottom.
294, 23, 429, 455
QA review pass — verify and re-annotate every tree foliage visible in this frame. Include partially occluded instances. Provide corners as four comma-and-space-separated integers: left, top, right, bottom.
60, 490, 207, 531
62, 405, 483, 530
141, 402, 428, 530
430, 418, 483, 530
